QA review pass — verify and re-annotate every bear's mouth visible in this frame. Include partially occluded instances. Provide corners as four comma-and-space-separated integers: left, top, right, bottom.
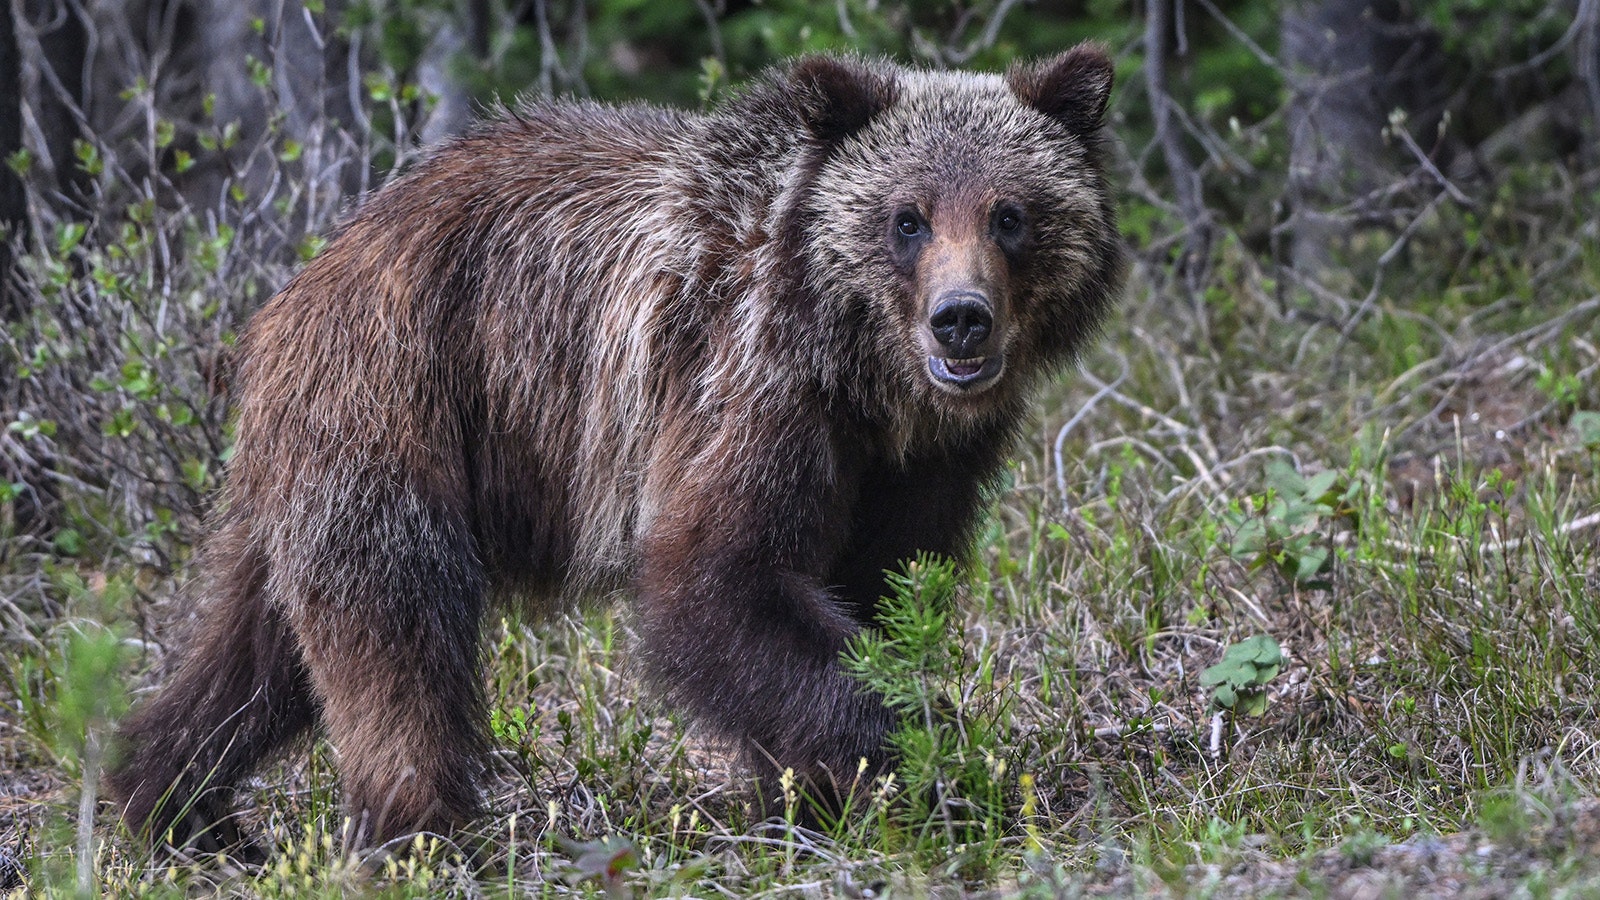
928, 355, 1003, 392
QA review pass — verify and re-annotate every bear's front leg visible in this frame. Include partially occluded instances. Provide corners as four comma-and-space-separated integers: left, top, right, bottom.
634, 424, 896, 811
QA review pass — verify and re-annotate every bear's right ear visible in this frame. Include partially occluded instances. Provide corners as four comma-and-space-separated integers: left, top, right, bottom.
786, 56, 897, 144
1006, 42, 1114, 140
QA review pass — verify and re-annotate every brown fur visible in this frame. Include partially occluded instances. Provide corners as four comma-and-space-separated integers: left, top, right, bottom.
108, 46, 1123, 849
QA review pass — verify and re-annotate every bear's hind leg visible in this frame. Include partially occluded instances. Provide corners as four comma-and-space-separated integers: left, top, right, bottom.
280, 492, 490, 849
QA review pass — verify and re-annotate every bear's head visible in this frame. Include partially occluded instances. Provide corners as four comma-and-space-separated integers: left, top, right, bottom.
790, 45, 1120, 421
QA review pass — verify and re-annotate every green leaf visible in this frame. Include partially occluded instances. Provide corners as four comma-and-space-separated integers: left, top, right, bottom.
53, 528, 84, 556
1264, 460, 1305, 495
6, 148, 32, 176
56, 222, 87, 256
73, 139, 103, 176
1303, 470, 1339, 500
1234, 635, 1282, 666
1206, 635, 1283, 713
297, 234, 327, 262
8, 414, 56, 439
1213, 684, 1237, 708
365, 73, 393, 102
1238, 690, 1269, 717
181, 458, 210, 491
564, 835, 639, 888
1294, 546, 1329, 580
1199, 659, 1253, 687
1229, 518, 1266, 558
103, 407, 137, 438
1279, 498, 1320, 528
247, 55, 272, 88
1571, 410, 1600, 447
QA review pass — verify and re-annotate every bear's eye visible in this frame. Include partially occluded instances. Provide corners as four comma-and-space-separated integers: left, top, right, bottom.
895, 212, 923, 238
995, 208, 1023, 233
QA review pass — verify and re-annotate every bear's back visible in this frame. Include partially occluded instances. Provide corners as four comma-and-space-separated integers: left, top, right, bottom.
230, 99, 785, 601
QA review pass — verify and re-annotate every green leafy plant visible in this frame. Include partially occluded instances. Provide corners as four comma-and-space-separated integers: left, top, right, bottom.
3, 607, 132, 895
1225, 462, 1358, 586
561, 835, 640, 899
844, 555, 1012, 854
1199, 634, 1282, 717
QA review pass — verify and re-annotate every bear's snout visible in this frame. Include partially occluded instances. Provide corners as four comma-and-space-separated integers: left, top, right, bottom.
925, 290, 1004, 392
928, 292, 993, 358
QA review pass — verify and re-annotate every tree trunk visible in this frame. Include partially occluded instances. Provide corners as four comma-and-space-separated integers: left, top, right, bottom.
1, 0, 24, 284
1281, 0, 1446, 275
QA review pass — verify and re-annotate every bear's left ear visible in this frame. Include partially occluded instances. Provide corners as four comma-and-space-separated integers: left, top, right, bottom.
787, 55, 897, 144
1006, 42, 1114, 139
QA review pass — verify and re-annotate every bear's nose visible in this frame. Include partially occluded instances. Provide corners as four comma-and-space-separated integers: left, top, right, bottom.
929, 294, 993, 357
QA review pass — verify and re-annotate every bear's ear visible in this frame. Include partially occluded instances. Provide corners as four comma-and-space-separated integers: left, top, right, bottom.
786, 55, 897, 144
1006, 42, 1114, 139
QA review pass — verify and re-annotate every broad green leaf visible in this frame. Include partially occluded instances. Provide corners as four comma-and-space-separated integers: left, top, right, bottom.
1239, 690, 1269, 717
1572, 410, 1600, 447
1304, 470, 1339, 499
1294, 547, 1328, 580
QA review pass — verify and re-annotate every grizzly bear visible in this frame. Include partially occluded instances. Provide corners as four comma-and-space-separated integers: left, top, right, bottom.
107, 44, 1122, 850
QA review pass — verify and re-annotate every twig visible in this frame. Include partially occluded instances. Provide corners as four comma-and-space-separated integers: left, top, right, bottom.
1055, 358, 1129, 512
1193, 0, 1286, 74
533, 0, 561, 97
693, 0, 726, 71
1494, 0, 1587, 74
1082, 369, 1201, 445
1481, 511, 1600, 556
943, 0, 1028, 65
1092, 721, 1172, 739
1330, 510, 1600, 559
1390, 118, 1474, 207
1390, 295, 1600, 441
834, 0, 856, 40
76, 730, 101, 894
1224, 586, 1275, 630
1162, 352, 1221, 465
1157, 445, 1302, 512
1335, 190, 1450, 345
